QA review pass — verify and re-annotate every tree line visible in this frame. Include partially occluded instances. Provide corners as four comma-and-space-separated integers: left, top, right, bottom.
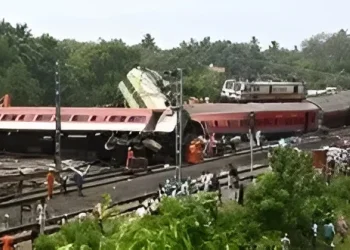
1, 19, 350, 107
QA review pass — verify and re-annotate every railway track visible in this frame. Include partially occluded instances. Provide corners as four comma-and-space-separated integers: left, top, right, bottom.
0, 134, 343, 245
0, 143, 273, 206
0, 163, 269, 246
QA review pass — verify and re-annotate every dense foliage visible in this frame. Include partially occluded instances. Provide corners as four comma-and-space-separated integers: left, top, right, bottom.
34, 148, 350, 249
1, 19, 350, 106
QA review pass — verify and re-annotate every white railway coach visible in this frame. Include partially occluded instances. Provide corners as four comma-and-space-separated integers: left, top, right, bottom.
220, 80, 307, 103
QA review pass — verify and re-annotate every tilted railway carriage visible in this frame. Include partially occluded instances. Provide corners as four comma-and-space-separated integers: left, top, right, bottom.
185, 102, 319, 139
307, 91, 350, 129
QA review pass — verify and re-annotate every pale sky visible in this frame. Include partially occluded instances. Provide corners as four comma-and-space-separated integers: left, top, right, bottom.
1, 0, 348, 49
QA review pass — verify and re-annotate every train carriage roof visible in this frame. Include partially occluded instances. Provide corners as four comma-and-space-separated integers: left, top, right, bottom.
307, 91, 350, 112
184, 102, 318, 115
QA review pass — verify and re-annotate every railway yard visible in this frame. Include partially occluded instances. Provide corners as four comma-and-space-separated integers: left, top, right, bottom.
0, 128, 347, 249
1, 70, 350, 248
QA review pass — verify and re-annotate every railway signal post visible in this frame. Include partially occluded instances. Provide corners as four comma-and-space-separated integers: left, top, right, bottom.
54, 61, 62, 170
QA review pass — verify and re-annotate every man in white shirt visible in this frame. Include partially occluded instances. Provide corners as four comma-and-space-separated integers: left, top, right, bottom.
281, 233, 290, 250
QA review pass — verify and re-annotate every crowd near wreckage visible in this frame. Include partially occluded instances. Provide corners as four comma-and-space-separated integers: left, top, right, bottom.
1, 66, 350, 166
312, 138, 350, 177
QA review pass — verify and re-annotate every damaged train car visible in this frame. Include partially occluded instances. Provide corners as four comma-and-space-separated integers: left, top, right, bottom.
1, 65, 350, 165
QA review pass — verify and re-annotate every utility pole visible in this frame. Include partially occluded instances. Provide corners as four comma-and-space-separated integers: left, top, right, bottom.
163, 68, 184, 183
249, 112, 255, 172
174, 69, 183, 182
54, 61, 62, 170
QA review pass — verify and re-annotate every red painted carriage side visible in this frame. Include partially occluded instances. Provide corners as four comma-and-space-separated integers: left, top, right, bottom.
185, 102, 319, 135
0, 107, 154, 132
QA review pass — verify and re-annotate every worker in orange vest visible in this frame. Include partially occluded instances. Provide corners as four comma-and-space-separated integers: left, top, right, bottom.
1, 235, 15, 250
47, 168, 55, 200
126, 147, 134, 169
195, 139, 204, 163
187, 141, 197, 164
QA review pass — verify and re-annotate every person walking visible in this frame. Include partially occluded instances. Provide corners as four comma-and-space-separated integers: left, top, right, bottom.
46, 167, 55, 200
324, 219, 335, 248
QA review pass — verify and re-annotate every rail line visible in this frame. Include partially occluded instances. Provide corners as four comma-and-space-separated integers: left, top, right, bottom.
0, 144, 271, 207
0, 163, 269, 246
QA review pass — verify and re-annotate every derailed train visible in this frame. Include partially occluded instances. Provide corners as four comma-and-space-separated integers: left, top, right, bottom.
0, 66, 350, 165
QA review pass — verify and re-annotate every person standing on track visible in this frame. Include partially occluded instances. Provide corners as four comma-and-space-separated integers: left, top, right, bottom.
126, 147, 134, 170
60, 174, 68, 194
46, 167, 55, 200
70, 165, 91, 197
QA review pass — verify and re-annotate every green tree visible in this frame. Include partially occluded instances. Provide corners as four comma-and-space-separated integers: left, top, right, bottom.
1, 63, 42, 105
141, 33, 158, 51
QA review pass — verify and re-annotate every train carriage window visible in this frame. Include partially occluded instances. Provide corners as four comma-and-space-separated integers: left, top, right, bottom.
311, 114, 315, 123
128, 116, 146, 123
216, 120, 228, 127
286, 118, 293, 125
214, 121, 218, 127
263, 118, 273, 126
36, 115, 52, 122
233, 83, 241, 91
293, 86, 298, 93
71, 115, 89, 122
256, 119, 264, 126
108, 116, 127, 122
228, 120, 239, 127
240, 119, 249, 127
225, 81, 233, 89
1, 114, 17, 121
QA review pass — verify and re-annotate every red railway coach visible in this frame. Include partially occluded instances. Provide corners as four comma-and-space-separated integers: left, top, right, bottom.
0, 107, 154, 132
185, 102, 319, 139
307, 91, 350, 129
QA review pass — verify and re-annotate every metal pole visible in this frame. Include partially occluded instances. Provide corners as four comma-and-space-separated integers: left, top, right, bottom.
249, 129, 253, 172
178, 69, 183, 182
249, 112, 255, 172
55, 61, 62, 170
174, 71, 179, 181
